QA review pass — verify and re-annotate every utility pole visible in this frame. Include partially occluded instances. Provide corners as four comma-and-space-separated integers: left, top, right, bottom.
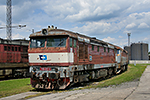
127, 33, 131, 46
6, 0, 12, 40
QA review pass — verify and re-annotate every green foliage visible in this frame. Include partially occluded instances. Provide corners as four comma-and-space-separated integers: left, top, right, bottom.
0, 64, 148, 98
0, 78, 33, 98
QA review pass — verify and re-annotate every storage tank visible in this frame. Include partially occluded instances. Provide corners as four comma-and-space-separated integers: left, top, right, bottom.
131, 43, 148, 60
141, 43, 149, 60
124, 46, 131, 60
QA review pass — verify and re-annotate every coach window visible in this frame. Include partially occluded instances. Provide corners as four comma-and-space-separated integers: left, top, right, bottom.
18, 47, 21, 51
4, 46, 7, 51
8, 46, 10, 51
12, 47, 14, 51
15, 47, 17, 51
70, 38, 72, 47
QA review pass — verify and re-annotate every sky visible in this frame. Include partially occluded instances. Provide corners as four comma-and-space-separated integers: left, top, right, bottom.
0, 0, 150, 50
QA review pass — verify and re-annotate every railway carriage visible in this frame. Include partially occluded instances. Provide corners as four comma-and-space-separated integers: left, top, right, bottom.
29, 26, 128, 89
0, 38, 29, 78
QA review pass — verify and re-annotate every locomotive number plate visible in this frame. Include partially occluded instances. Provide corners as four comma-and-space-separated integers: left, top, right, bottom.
40, 67, 51, 71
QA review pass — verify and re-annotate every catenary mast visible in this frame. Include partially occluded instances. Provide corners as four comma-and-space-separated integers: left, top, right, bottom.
6, 0, 12, 40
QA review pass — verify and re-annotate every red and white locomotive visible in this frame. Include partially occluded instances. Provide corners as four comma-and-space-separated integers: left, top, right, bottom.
29, 26, 128, 89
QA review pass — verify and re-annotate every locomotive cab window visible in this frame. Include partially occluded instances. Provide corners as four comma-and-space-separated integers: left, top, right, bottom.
47, 36, 67, 47
30, 38, 45, 48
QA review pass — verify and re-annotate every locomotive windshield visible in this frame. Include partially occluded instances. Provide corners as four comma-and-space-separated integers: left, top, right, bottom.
30, 37, 67, 48
47, 37, 67, 47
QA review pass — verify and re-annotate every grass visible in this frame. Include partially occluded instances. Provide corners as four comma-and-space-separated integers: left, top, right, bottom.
0, 64, 148, 98
0, 78, 33, 98
84, 64, 147, 89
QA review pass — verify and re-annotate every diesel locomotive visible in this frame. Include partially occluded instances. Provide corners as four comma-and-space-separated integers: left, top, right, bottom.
29, 26, 128, 89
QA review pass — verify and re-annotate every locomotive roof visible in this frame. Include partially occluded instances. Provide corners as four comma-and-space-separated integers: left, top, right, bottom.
30, 28, 108, 46
29, 27, 126, 50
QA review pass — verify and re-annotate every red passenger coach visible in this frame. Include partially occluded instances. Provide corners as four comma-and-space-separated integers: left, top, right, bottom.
29, 26, 128, 89
0, 38, 29, 78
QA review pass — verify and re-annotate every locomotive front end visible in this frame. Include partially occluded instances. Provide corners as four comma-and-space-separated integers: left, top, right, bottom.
28, 27, 75, 89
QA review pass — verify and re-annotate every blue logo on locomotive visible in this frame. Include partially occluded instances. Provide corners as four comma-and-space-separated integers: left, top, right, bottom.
39, 55, 47, 60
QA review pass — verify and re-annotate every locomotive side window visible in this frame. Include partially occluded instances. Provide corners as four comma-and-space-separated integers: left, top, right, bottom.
47, 37, 67, 47
117, 49, 120, 54
4, 46, 7, 51
104, 47, 106, 52
74, 39, 76, 47
92, 45, 94, 51
30, 38, 45, 48
85, 45, 88, 59
97, 46, 99, 52
70, 38, 72, 47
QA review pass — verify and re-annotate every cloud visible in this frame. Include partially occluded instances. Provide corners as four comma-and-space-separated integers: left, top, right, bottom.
102, 36, 127, 48
138, 22, 149, 28
126, 23, 137, 29
119, 36, 123, 38
124, 12, 150, 34
0, 0, 150, 50
103, 37, 116, 43
12, 33, 25, 39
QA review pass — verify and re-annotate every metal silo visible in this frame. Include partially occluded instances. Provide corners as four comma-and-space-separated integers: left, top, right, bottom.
141, 43, 149, 60
131, 43, 148, 60
124, 46, 131, 60
131, 43, 141, 60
